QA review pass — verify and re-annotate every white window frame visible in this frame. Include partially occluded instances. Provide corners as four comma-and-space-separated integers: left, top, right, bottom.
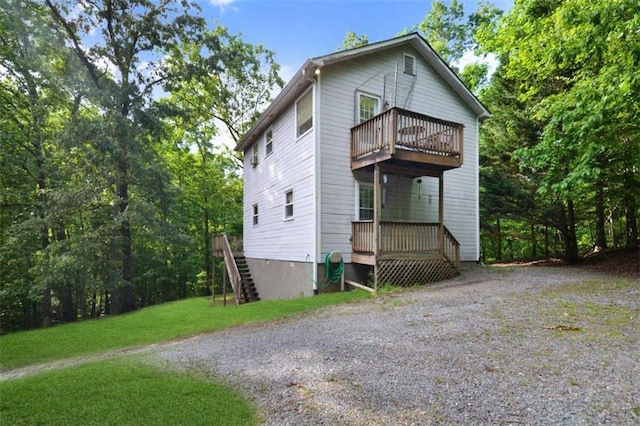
284, 189, 294, 220
265, 126, 273, 157
355, 182, 374, 221
295, 88, 313, 138
252, 203, 259, 227
403, 53, 416, 75
356, 92, 381, 124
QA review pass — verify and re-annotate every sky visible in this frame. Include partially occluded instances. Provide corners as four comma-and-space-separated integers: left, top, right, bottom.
198, 0, 514, 81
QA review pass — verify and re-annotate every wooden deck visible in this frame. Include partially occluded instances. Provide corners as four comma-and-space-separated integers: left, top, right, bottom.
351, 107, 464, 171
351, 221, 460, 270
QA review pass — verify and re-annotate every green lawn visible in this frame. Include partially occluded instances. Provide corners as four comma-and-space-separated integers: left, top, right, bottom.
0, 291, 371, 425
0, 357, 256, 425
0, 291, 370, 371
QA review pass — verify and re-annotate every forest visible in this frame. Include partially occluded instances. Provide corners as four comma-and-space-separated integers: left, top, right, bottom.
1, 0, 638, 334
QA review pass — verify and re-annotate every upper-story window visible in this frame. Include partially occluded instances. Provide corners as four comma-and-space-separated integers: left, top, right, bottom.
265, 126, 273, 156
251, 144, 259, 167
296, 88, 313, 138
357, 92, 381, 123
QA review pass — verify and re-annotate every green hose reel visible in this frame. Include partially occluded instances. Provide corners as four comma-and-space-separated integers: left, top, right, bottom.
324, 251, 344, 283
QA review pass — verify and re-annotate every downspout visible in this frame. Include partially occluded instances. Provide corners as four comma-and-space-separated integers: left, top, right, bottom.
475, 120, 480, 263
303, 66, 321, 295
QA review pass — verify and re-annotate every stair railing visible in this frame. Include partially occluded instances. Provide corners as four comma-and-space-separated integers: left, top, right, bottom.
443, 226, 460, 270
213, 233, 242, 306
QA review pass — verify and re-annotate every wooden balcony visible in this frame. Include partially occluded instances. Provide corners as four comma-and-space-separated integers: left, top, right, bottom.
351, 107, 464, 172
351, 221, 460, 269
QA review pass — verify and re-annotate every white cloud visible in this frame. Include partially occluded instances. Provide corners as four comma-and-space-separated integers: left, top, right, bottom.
209, 0, 237, 13
453, 50, 499, 81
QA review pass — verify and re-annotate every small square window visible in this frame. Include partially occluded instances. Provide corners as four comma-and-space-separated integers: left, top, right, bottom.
284, 190, 294, 220
252, 204, 259, 226
265, 127, 273, 156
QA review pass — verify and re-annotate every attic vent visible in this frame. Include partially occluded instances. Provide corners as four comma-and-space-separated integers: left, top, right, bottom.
403, 54, 416, 75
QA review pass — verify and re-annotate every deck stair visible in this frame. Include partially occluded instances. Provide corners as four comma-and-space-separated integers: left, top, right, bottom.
234, 255, 260, 303
212, 234, 259, 305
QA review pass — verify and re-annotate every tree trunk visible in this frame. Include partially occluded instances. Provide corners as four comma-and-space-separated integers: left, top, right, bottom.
117, 176, 135, 313
530, 223, 537, 259
204, 208, 211, 296
594, 180, 607, 251
496, 217, 502, 261
626, 196, 638, 248
562, 199, 580, 263
544, 225, 550, 258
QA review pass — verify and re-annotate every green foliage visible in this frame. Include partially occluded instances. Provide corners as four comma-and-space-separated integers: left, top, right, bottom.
339, 31, 369, 50
0, 357, 256, 425
0, 291, 371, 370
0, 0, 283, 332
477, 0, 640, 262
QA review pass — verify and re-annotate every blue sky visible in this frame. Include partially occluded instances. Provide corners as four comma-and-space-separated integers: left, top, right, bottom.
199, 0, 513, 80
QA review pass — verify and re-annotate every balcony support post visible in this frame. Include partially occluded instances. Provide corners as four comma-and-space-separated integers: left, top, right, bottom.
438, 172, 445, 255
373, 163, 381, 291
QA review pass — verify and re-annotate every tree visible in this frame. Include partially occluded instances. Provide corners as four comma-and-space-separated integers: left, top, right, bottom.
159, 26, 282, 289
415, 0, 502, 92
477, 0, 640, 261
43, 0, 207, 313
0, 0, 86, 327
339, 32, 369, 50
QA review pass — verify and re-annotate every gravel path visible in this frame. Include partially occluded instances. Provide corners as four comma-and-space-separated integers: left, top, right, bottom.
151, 266, 640, 425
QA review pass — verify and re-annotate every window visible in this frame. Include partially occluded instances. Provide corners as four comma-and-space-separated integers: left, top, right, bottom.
265, 126, 273, 156
296, 88, 313, 137
357, 93, 381, 123
358, 183, 374, 220
403, 53, 416, 75
284, 190, 294, 219
252, 204, 259, 226
251, 144, 258, 167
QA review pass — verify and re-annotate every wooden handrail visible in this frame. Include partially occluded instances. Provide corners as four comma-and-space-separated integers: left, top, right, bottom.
443, 227, 461, 269
212, 234, 242, 306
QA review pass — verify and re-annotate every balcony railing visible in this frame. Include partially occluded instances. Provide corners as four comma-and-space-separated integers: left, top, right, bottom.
351, 107, 463, 163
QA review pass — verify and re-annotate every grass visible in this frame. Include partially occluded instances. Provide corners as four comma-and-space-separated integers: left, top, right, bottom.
0, 356, 256, 425
0, 290, 370, 371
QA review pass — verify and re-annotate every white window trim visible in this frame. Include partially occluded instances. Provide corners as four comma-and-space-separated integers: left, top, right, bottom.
355, 181, 374, 221
284, 189, 294, 221
356, 92, 381, 124
265, 126, 273, 157
295, 87, 313, 139
252, 203, 259, 227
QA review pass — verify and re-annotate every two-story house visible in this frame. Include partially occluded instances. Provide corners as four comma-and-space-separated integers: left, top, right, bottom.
219, 33, 490, 301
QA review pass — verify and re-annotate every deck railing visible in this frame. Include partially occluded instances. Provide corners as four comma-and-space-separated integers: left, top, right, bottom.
379, 222, 439, 253
351, 107, 463, 160
352, 221, 460, 267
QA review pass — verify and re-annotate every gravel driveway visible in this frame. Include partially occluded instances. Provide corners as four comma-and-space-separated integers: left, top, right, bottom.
151, 266, 640, 425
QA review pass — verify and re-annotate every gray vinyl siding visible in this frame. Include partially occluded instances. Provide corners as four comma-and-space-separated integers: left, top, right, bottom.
243, 88, 316, 262
319, 45, 480, 262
